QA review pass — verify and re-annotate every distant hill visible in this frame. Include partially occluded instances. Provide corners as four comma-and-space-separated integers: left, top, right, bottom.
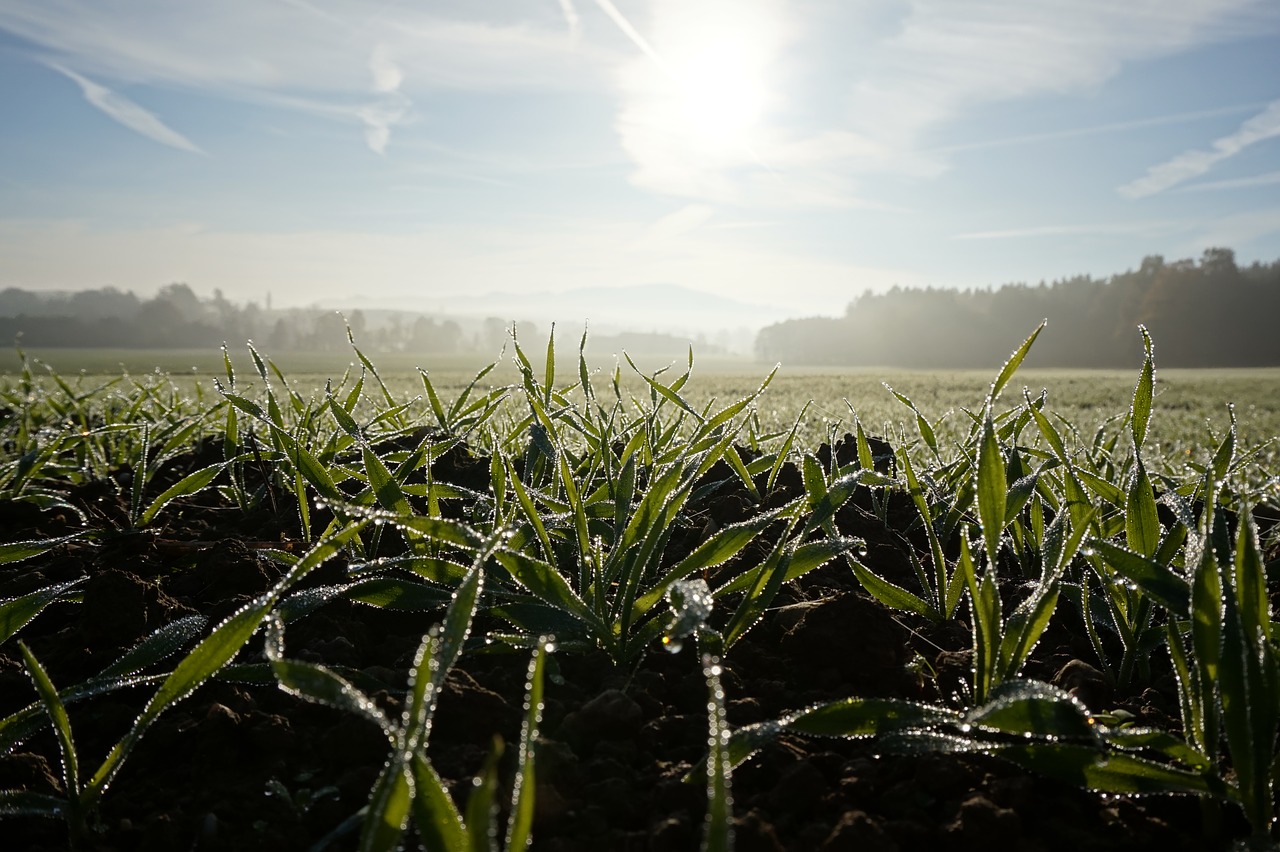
755, 249, 1280, 368
448, 283, 782, 336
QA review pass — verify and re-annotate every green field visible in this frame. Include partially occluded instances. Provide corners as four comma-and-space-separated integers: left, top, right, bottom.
4, 331, 1280, 849
5, 344, 1279, 460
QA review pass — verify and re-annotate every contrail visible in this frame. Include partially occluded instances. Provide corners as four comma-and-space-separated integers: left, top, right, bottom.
592, 0, 676, 80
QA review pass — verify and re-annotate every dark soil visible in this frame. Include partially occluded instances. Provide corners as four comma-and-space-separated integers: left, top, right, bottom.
0, 434, 1257, 851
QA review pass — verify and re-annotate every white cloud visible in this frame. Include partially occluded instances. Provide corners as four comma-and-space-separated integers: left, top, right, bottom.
357, 95, 410, 155
361, 45, 409, 154
954, 221, 1178, 240
369, 44, 403, 93
47, 62, 204, 153
1178, 170, 1280, 192
1119, 100, 1280, 198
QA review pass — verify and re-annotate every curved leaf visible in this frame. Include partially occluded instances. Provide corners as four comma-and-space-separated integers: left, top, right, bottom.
138, 462, 226, 526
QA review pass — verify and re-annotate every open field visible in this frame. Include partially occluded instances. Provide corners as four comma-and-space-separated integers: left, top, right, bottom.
5, 344, 1279, 461
3, 328, 1280, 850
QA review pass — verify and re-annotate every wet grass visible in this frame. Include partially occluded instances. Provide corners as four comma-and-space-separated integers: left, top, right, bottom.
2, 326, 1279, 850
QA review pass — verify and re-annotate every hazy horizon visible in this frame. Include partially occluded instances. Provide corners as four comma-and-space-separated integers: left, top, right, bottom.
2, 1, 1279, 328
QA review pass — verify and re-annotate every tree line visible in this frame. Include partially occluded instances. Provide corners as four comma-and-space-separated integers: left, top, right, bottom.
755, 249, 1280, 368
0, 284, 734, 357
0, 284, 530, 354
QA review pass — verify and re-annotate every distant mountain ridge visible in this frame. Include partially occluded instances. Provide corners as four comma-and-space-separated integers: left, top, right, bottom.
444, 283, 785, 335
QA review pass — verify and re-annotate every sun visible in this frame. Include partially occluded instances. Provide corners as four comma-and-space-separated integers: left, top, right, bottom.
671, 35, 768, 150
619, 0, 778, 160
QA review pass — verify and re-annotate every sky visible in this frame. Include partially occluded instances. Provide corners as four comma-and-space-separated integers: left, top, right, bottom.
1, 0, 1279, 329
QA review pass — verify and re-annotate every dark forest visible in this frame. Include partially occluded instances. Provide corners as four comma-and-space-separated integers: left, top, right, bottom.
757, 248, 1280, 367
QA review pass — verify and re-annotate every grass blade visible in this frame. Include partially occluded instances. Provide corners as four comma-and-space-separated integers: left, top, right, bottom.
997, 583, 1061, 685
1131, 326, 1155, 451
633, 510, 782, 620
1089, 540, 1191, 616
989, 320, 1045, 404
1124, 458, 1160, 558
0, 533, 86, 565
263, 617, 395, 740
492, 549, 597, 626
98, 614, 209, 679
19, 642, 80, 801
847, 555, 937, 619
466, 737, 504, 852
505, 639, 551, 851
976, 411, 1007, 568
409, 752, 468, 852
359, 759, 413, 852
996, 744, 1225, 798
0, 579, 83, 645
138, 462, 226, 526
0, 790, 68, 818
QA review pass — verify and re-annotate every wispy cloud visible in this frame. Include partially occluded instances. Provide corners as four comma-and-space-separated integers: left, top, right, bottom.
0, 2, 613, 92
1189, 208, 1280, 247
0, 1, 615, 153
1178, 170, 1280, 192
953, 221, 1177, 240
46, 62, 204, 153
931, 102, 1270, 155
557, 0, 582, 39
849, 1, 1280, 147
361, 45, 408, 153
1119, 100, 1280, 198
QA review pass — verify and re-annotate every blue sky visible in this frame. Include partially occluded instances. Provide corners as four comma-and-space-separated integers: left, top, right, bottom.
1, 0, 1279, 328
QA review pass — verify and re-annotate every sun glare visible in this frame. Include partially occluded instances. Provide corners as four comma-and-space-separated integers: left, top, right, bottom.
627, 2, 779, 159
673, 36, 767, 148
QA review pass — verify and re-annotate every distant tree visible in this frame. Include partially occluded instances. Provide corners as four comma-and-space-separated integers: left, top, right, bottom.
154, 283, 203, 322
310, 312, 349, 351
481, 317, 507, 353
67, 287, 141, 320
268, 318, 294, 350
